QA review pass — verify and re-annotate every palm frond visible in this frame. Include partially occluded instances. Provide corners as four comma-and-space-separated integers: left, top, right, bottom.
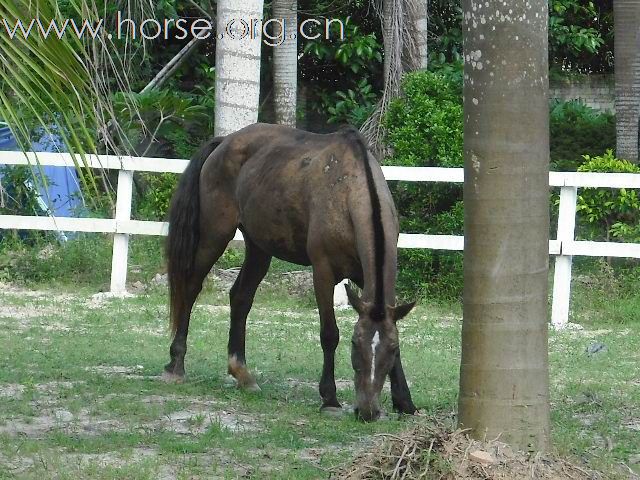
0, 0, 156, 207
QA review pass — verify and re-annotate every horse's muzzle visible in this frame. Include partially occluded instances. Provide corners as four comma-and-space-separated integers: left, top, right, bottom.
354, 406, 381, 422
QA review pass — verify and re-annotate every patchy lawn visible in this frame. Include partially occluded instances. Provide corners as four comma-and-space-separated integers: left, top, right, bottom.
0, 272, 638, 479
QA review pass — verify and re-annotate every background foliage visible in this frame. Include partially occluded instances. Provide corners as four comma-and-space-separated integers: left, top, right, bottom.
0, 0, 631, 301
550, 100, 616, 171
427, 0, 613, 74
382, 65, 619, 298
383, 70, 464, 298
577, 152, 640, 243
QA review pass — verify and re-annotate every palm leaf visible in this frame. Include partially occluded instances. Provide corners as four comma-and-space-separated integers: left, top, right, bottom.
0, 0, 156, 209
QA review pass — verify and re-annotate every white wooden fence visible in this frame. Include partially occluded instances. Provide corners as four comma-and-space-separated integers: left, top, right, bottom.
1, 151, 639, 328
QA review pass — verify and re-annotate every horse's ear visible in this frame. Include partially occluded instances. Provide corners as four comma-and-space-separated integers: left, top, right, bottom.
393, 301, 416, 322
345, 284, 364, 314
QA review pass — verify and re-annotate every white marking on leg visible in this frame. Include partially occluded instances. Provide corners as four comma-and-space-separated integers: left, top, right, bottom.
370, 331, 380, 382
229, 354, 239, 369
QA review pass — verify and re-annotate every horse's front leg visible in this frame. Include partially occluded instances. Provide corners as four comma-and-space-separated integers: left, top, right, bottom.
389, 348, 418, 415
312, 264, 341, 412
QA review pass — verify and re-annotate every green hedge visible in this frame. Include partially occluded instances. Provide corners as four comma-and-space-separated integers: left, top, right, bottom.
550, 100, 615, 171
577, 151, 640, 243
383, 71, 464, 299
382, 70, 618, 299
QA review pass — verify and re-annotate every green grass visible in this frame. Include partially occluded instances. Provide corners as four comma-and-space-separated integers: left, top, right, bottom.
0, 238, 638, 478
0, 234, 309, 290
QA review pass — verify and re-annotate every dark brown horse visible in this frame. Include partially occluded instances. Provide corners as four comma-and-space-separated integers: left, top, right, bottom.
164, 123, 417, 421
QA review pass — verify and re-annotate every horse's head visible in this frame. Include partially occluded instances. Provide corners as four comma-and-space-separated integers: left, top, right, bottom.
345, 285, 415, 421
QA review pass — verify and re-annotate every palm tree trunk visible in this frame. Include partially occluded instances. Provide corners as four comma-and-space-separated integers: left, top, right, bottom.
414, 0, 428, 69
614, 0, 640, 163
458, 0, 551, 451
215, 0, 265, 137
272, 0, 298, 127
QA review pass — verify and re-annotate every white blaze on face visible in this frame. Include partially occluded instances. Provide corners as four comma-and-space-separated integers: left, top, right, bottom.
370, 331, 380, 382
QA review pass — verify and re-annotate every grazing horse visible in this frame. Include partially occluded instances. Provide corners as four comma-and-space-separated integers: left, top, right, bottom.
164, 123, 417, 421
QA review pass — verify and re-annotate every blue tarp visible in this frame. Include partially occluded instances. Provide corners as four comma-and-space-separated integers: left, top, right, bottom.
0, 125, 15, 150
0, 124, 84, 217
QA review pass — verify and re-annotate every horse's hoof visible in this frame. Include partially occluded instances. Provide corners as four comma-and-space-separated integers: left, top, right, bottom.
240, 382, 261, 393
320, 406, 344, 418
393, 403, 418, 416
162, 371, 185, 383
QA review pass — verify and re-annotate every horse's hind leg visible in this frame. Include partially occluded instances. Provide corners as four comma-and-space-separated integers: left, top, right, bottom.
227, 235, 272, 392
164, 230, 236, 381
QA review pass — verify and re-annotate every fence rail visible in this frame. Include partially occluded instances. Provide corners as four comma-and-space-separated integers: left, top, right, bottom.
1, 151, 639, 328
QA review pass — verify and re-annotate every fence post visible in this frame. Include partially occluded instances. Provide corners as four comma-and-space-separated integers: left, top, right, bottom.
110, 170, 133, 294
334, 279, 350, 308
551, 185, 578, 328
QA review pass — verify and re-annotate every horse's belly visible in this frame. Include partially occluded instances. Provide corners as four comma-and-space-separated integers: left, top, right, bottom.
239, 206, 311, 265
252, 233, 311, 265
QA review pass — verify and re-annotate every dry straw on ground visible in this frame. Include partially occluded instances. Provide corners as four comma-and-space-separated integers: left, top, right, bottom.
336, 419, 603, 480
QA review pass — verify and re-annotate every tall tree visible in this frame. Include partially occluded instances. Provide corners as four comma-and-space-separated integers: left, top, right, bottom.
614, 0, 640, 163
272, 0, 298, 127
458, 0, 551, 450
414, 0, 429, 69
215, 0, 265, 136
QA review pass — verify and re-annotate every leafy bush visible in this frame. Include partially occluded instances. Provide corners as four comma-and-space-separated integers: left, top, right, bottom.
134, 173, 180, 221
548, 0, 613, 74
113, 89, 210, 157
381, 71, 622, 299
0, 166, 44, 217
303, 16, 383, 128
112, 88, 213, 221
550, 100, 615, 171
384, 71, 463, 168
319, 79, 378, 127
383, 70, 464, 299
303, 18, 382, 75
576, 151, 640, 242
0, 166, 56, 244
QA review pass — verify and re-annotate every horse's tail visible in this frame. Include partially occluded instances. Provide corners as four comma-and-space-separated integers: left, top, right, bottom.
166, 136, 225, 335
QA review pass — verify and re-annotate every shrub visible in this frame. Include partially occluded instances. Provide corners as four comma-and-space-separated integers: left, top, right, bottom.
134, 172, 180, 221
576, 151, 640, 242
304, 16, 383, 128
384, 70, 463, 168
549, 100, 615, 171
0, 166, 56, 244
382, 72, 622, 299
114, 89, 212, 221
0, 165, 45, 216
383, 70, 464, 299
319, 79, 378, 127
